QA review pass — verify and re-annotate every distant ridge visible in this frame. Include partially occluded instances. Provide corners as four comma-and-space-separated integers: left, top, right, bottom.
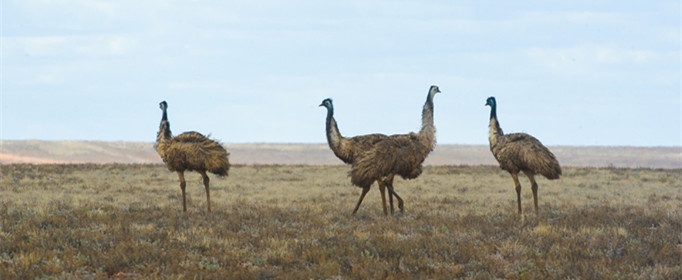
0, 140, 680, 168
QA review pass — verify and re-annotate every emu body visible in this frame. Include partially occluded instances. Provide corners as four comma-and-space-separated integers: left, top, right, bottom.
320, 98, 402, 215
154, 101, 230, 212
350, 85, 441, 215
486, 96, 561, 214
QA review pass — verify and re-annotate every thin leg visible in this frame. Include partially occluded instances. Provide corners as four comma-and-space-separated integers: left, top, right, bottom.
378, 181, 388, 216
524, 172, 539, 214
386, 176, 404, 213
178, 171, 187, 212
511, 172, 522, 214
200, 171, 211, 212
385, 178, 394, 214
352, 187, 370, 215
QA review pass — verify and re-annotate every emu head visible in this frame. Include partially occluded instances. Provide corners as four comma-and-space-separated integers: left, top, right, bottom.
160, 101, 168, 111
485, 97, 496, 107
319, 98, 333, 110
429, 85, 441, 97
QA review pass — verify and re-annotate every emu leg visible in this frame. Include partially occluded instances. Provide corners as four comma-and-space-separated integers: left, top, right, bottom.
511, 172, 522, 214
386, 176, 404, 213
200, 171, 211, 212
385, 178, 394, 214
178, 171, 187, 212
379, 177, 394, 214
352, 187, 370, 215
525, 172, 539, 214
378, 182, 388, 216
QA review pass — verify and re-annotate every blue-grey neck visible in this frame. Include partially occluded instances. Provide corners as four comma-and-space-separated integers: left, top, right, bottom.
489, 102, 497, 120
326, 104, 334, 119
159, 108, 172, 140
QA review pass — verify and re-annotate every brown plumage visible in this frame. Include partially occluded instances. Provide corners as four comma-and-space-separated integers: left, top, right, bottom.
349, 85, 441, 215
154, 101, 230, 212
319, 98, 403, 215
485, 96, 561, 214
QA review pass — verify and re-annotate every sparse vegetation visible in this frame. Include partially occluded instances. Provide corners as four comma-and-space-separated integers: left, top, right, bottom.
1, 164, 680, 279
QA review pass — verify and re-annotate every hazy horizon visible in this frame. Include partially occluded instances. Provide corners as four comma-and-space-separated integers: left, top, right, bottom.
1, 139, 680, 149
1, 140, 680, 168
2, 1, 680, 146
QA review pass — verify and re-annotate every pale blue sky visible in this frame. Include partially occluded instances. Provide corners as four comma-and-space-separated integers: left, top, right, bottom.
1, 1, 680, 146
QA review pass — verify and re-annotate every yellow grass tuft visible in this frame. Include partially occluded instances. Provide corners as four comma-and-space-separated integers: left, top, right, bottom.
0, 164, 680, 279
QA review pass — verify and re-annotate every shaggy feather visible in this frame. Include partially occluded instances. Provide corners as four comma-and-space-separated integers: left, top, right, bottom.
157, 131, 230, 176
351, 133, 428, 187
491, 133, 561, 179
350, 86, 439, 189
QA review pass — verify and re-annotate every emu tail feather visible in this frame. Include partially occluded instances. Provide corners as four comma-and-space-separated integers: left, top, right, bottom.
204, 142, 230, 177
539, 154, 561, 180
209, 153, 230, 177
530, 145, 561, 180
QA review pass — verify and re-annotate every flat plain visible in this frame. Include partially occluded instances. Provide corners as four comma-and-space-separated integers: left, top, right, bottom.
2, 140, 680, 168
1, 163, 680, 279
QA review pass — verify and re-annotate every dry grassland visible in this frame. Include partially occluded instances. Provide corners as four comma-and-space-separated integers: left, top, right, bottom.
1, 164, 681, 279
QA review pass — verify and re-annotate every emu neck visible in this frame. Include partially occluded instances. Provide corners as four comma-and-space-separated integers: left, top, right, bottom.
162, 109, 168, 123
157, 109, 172, 143
488, 104, 503, 147
325, 106, 344, 153
418, 93, 436, 151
